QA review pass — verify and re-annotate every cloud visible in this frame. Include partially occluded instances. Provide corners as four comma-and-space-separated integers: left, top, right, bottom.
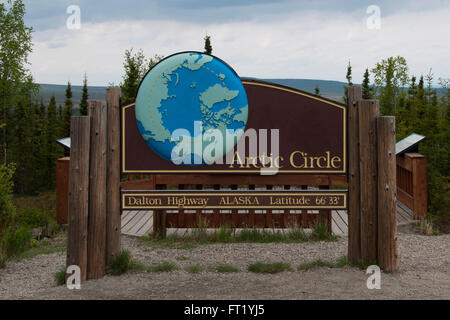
28, 2, 450, 86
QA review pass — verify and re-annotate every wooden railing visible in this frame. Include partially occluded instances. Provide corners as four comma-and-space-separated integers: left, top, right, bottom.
396, 153, 427, 220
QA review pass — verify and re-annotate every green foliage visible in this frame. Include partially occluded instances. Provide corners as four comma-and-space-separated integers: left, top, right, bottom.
149, 261, 177, 272
314, 86, 320, 96
79, 74, 89, 116
1, 226, 32, 257
215, 264, 239, 273
343, 61, 353, 105
54, 267, 67, 286
0, 163, 16, 235
120, 48, 163, 105
14, 206, 56, 232
106, 249, 133, 275
185, 264, 205, 273
311, 222, 336, 241
362, 68, 374, 99
61, 82, 73, 137
204, 34, 213, 55
0, 252, 6, 268
298, 256, 348, 271
371, 56, 409, 115
0, 0, 37, 164
248, 262, 292, 274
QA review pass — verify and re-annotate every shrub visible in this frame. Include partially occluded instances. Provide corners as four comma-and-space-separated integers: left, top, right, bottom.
185, 264, 205, 273
0, 164, 16, 236
311, 222, 333, 241
149, 261, 177, 272
106, 249, 133, 275
0, 253, 6, 269
215, 264, 239, 273
248, 262, 292, 274
15, 207, 53, 229
1, 226, 32, 257
54, 267, 67, 286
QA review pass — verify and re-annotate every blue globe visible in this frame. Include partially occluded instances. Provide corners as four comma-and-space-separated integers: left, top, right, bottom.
135, 52, 248, 165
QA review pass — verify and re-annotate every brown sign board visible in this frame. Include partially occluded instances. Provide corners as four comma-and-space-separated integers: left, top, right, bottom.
121, 190, 348, 210
122, 79, 346, 174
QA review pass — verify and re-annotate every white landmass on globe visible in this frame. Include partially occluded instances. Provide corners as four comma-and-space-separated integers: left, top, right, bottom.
135, 52, 248, 163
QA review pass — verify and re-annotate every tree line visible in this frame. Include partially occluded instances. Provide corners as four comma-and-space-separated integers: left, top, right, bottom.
344, 57, 449, 224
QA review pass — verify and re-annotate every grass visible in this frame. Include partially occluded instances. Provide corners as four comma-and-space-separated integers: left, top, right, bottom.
12, 234, 66, 261
54, 267, 67, 286
214, 264, 239, 273
149, 261, 177, 272
185, 264, 205, 273
106, 249, 134, 275
140, 222, 338, 249
298, 256, 349, 271
248, 262, 293, 274
415, 220, 440, 236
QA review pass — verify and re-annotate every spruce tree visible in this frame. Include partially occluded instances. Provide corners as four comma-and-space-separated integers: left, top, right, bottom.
314, 86, 320, 96
343, 61, 352, 104
45, 95, 59, 188
120, 49, 163, 105
204, 35, 213, 55
61, 82, 73, 137
362, 68, 373, 99
0, 0, 36, 164
79, 74, 89, 116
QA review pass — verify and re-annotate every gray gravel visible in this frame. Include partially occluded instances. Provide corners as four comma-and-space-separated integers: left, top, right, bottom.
0, 231, 449, 300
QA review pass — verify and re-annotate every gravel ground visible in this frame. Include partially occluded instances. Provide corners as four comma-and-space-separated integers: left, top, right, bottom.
0, 229, 449, 300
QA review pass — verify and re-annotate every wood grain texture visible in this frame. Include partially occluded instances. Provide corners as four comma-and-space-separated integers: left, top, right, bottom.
377, 116, 398, 271
87, 101, 108, 279
106, 88, 121, 265
358, 100, 379, 264
347, 86, 362, 264
56, 157, 70, 225
409, 154, 428, 220
67, 117, 90, 281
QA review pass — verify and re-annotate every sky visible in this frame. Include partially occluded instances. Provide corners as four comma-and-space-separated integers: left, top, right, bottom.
13, 0, 450, 86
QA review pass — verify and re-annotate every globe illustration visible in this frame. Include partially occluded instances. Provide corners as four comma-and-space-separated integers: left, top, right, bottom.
135, 52, 248, 165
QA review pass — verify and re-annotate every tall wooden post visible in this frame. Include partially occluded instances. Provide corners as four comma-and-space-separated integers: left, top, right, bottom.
358, 100, 379, 264
348, 86, 362, 264
106, 88, 121, 265
410, 154, 428, 220
87, 101, 108, 279
67, 117, 91, 281
377, 116, 398, 271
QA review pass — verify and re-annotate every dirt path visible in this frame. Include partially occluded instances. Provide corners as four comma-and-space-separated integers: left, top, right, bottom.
1, 231, 449, 300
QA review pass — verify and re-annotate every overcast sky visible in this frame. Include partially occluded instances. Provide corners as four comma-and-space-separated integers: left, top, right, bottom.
17, 0, 450, 86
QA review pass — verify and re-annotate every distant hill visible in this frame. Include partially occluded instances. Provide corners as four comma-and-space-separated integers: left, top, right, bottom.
37, 78, 348, 106
36, 79, 445, 107
37, 84, 107, 107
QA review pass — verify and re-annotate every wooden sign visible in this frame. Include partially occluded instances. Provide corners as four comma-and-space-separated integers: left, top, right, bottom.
121, 52, 346, 175
121, 190, 348, 210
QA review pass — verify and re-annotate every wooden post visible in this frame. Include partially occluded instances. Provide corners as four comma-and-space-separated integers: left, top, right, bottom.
348, 86, 362, 265
318, 185, 332, 233
409, 154, 428, 220
106, 88, 121, 266
155, 184, 167, 238
300, 185, 308, 227
67, 117, 90, 281
358, 100, 379, 264
56, 157, 70, 225
87, 101, 108, 279
377, 116, 398, 271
